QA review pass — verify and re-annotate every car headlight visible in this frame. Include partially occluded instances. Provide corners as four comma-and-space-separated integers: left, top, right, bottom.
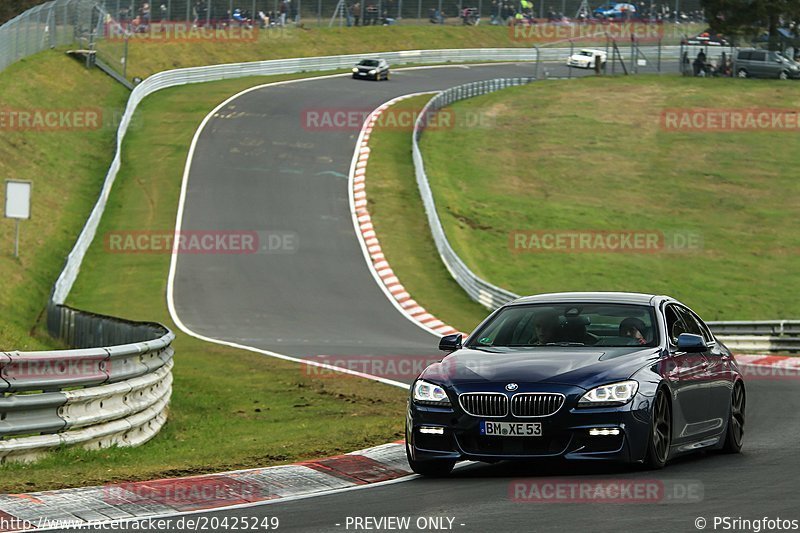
791, 65, 799, 71
352, 67, 359, 72
577, 380, 638, 407
369, 69, 377, 75
413, 380, 451, 406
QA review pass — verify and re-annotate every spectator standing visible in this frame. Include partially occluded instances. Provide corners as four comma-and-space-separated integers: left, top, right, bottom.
140, 2, 151, 25
693, 49, 707, 76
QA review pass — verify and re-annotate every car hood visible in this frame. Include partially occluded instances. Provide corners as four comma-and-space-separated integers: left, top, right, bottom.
419, 347, 661, 390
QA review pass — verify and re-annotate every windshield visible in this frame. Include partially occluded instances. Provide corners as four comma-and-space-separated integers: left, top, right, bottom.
467, 303, 659, 348
359, 60, 379, 67
579, 51, 594, 57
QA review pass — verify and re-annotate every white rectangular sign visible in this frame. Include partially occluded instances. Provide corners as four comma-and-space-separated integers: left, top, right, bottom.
4, 180, 32, 220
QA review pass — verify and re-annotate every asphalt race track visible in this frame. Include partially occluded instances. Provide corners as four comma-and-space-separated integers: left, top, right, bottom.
108, 378, 797, 533
158, 62, 800, 533
172, 62, 590, 362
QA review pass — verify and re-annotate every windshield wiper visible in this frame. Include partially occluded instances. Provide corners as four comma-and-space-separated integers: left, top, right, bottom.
545, 342, 586, 346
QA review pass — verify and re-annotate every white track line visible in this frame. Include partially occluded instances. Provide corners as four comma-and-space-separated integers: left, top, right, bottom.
166, 67, 493, 387
165, 74, 413, 389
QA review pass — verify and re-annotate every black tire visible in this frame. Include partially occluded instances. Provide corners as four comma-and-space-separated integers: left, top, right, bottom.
643, 388, 671, 469
779, 70, 789, 80
721, 381, 745, 453
405, 435, 455, 477
737, 68, 748, 78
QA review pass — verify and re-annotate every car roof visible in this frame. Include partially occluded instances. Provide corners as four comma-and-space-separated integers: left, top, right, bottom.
509, 291, 666, 306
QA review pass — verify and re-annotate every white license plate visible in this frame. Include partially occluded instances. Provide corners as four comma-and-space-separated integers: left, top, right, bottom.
480, 421, 542, 437
358, 72, 367, 75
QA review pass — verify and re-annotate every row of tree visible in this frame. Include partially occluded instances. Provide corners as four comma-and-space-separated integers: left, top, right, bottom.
703, 0, 799, 48
0, 0, 51, 25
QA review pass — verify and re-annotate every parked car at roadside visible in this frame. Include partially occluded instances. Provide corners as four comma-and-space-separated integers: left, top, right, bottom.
733, 48, 800, 79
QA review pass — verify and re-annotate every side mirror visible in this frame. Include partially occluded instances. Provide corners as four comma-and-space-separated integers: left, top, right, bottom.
438, 333, 462, 352
676, 333, 707, 353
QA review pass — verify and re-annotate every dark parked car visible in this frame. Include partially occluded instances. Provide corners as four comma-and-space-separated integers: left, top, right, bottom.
733, 48, 800, 79
352, 58, 390, 81
406, 292, 745, 476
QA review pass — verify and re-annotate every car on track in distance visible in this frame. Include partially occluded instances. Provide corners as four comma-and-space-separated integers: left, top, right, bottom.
567, 48, 608, 69
352, 58, 390, 81
593, 2, 636, 19
406, 292, 746, 476
683, 29, 731, 47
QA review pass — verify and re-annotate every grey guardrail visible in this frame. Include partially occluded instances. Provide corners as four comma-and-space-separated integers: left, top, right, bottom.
707, 321, 800, 353
0, 304, 174, 463
412, 78, 530, 311
411, 80, 797, 353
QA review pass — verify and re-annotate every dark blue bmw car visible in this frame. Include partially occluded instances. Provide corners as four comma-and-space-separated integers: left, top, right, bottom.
406, 292, 746, 476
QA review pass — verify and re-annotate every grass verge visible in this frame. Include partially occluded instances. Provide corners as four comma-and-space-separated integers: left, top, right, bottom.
0, 71, 407, 494
365, 96, 491, 333
0, 52, 129, 351
418, 76, 800, 320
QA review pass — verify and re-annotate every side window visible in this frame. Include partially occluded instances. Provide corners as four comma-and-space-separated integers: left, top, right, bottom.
664, 305, 687, 345
738, 51, 751, 61
752, 51, 767, 62
676, 306, 703, 337
682, 308, 715, 344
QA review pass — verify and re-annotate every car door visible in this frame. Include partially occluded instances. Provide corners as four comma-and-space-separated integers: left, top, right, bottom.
750, 50, 768, 77
660, 304, 710, 445
682, 307, 733, 434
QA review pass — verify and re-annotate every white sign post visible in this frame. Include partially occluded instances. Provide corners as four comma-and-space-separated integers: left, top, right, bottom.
4, 180, 32, 258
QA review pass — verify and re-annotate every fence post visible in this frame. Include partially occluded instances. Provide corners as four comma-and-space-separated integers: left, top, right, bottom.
657, 38, 662, 73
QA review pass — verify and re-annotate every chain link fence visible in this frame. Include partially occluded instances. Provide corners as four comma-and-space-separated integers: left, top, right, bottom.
94, 0, 704, 27
0, 0, 705, 81
0, 0, 106, 74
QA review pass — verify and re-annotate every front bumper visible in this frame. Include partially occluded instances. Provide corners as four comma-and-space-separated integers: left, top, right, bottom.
353, 69, 380, 79
407, 386, 653, 464
567, 59, 592, 68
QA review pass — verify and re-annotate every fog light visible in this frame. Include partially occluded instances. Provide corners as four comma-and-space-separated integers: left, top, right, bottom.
588, 427, 620, 436
419, 426, 444, 435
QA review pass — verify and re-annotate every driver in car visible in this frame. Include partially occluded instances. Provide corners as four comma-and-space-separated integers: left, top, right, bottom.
533, 311, 561, 345
619, 317, 648, 345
